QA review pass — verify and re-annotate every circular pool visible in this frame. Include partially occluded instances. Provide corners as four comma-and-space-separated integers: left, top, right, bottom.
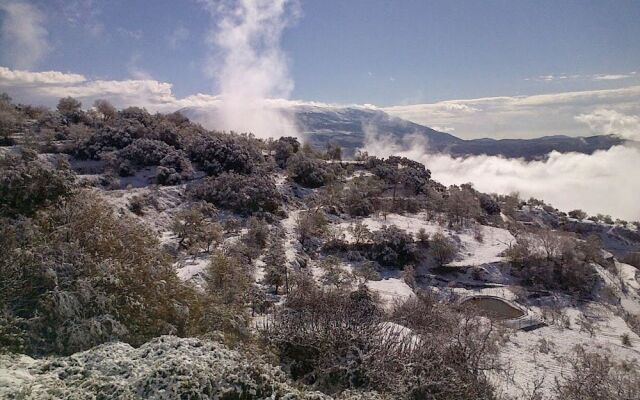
461, 296, 525, 320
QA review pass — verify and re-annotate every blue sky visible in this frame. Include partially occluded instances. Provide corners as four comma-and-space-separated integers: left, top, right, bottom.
1, 0, 639, 105
1, 0, 639, 140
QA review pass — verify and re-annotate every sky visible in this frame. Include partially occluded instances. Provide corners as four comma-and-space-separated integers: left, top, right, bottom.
1, 0, 639, 139
1, 0, 639, 218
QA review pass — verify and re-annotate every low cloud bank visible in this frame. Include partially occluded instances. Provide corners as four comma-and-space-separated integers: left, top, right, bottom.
384, 86, 640, 140
362, 132, 640, 221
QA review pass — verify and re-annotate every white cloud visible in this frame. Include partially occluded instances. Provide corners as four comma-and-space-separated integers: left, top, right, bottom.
361, 131, 640, 221
529, 72, 637, 82
384, 86, 640, 139
126, 53, 153, 80
0, 1, 50, 69
0, 66, 85, 85
575, 109, 640, 141
593, 74, 634, 81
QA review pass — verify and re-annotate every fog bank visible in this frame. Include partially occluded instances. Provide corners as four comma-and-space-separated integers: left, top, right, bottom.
362, 132, 640, 221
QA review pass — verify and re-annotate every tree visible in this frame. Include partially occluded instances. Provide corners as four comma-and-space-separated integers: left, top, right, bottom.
207, 250, 249, 305
568, 209, 588, 220
57, 97, 82, 118
93, 99, 117, 121
348, 221, 371, 246
325, 142, 342, 161
171, 202, 220, 253
263, 237, 287, 294
429, 232, 457, 266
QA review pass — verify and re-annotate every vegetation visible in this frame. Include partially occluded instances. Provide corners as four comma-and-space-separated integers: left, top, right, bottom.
1, 94, 638, 400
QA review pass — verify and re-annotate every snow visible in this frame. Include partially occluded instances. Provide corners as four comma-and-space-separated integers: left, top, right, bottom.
0, 336, 334, 399
448, 225, 514, 267
337, 212, 514, 267
176, 256, 210, 281
496, 304, 640, 397
366, 277, 414, 306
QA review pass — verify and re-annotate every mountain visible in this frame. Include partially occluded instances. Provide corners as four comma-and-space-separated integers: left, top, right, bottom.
180, 105, 625, 160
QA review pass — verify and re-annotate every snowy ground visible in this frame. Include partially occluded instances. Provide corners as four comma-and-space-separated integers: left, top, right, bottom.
336, 212, 514, 267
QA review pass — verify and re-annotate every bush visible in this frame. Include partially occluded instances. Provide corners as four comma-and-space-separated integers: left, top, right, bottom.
0, 151, 75, 217
188, 133, 263, 176
0, 191, 193, 355
189, 172, 282, 216
568, 209, 588, 220
273, 136, 300, 168
479, 194, 501, 215
429, 232, 457, 266
369, 226, 418, 268
287, 152, 330, 188
264, 287, 500, 398
554, 347, 640, 400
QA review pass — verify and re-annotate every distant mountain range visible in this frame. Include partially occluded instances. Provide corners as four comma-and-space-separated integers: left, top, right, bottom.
181, 105, 625, 160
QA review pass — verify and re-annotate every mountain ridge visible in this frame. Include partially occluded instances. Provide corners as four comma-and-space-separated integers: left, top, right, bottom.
180, 105, 625, 160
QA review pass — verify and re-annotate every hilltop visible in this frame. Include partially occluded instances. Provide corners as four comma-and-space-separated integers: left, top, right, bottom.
1, 95, 640, 399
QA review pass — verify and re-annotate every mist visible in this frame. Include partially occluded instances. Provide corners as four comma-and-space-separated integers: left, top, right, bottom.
361, 130, 640, 221
200, 0, 301, 139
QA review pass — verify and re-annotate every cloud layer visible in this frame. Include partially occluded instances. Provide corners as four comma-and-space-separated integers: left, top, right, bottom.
361, 131, 640, 221
384, 86, 640, 140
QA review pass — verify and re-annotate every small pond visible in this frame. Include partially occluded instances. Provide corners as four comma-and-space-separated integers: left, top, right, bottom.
461, 297, 524, 320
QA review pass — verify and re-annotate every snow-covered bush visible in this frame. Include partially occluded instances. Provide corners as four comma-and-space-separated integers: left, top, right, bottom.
265, 285, 500, 398
0, 151, 75, 217
188, 133, 264, 176
554, 346, 640, 400
287, 152, 331, 188
0, 191, 194, 355
189, 172, 283, 216
2, 336, 334, 399
369, 225, 419, 268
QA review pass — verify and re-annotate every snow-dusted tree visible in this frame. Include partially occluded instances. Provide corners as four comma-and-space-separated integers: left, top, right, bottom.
57, 96, 82, 119
429, 232, 457, 266
348, 221, 372, 246
93, 99, 117, 121
171, 201, 221, 253
263, 237, 288, 294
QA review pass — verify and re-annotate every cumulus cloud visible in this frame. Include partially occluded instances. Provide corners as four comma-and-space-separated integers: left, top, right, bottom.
361, 130, 640, 221
198, 0, 302, 139
575, 109, 640, 141
0, 1, 50, 69
384, 86, 640, 139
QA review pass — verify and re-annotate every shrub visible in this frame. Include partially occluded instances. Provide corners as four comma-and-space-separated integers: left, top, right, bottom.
171, 202, 222, 254
568, 209, 588, 220
264, 287, 500, 398
0, 151, 75, 217
287, 152, 329, 188
188, 133, 263, 176
554, 347, 640, 400
429, 232, 457, 266
0, 191, 193, 355
189, 172, 282, 216
479, 194, 501, 215
273, 136, 300, 168
369, 226, 418, 268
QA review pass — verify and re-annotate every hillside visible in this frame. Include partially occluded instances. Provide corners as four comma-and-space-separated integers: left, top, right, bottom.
182, 105, 625, 159
1, 97, 640, 399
